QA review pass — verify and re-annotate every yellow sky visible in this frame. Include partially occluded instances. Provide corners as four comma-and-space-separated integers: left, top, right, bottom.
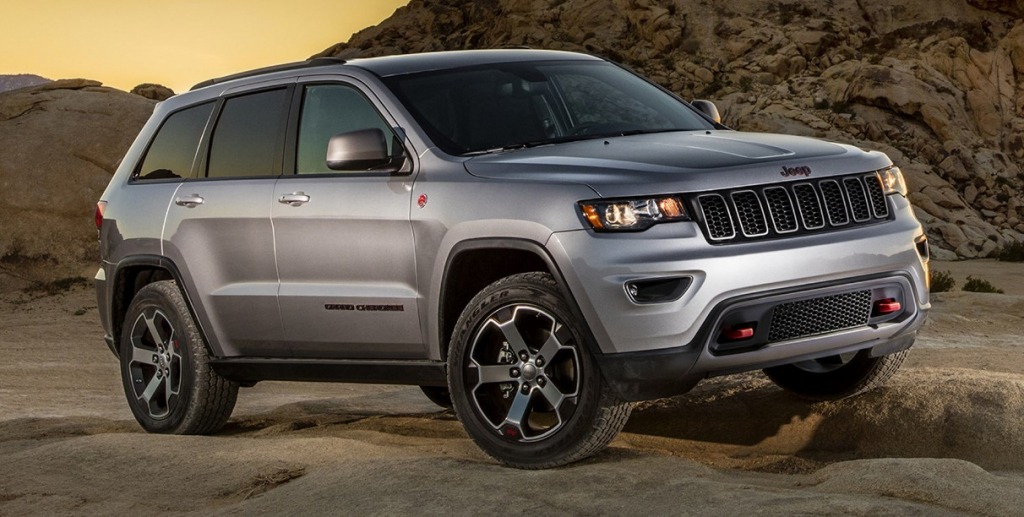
0, 0, 408, 93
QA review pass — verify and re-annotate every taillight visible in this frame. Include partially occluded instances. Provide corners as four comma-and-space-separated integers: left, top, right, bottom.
95, 201, 107, 231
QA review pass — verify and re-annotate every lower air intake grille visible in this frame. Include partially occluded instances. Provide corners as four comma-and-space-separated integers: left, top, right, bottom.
767, 290, 872, 343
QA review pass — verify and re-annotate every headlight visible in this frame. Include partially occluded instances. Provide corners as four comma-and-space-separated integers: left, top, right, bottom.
877, 166, 908, 196
579, 196, 689, 231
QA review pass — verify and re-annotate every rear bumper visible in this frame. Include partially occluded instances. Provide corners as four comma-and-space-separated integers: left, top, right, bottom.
594, 273, 927, 401
94, 264, 118, 356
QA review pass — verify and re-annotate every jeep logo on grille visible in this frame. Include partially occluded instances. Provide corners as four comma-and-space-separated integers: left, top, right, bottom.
781, 165, 812, 177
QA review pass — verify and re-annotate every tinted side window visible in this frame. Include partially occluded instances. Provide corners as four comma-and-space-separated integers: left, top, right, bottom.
207, 88, 288, 178
296, 84, 400, 174
135, 102, 214, 181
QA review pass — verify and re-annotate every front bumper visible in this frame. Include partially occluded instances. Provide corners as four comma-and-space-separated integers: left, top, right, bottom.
593, 273, 926, 401
546, 195, 930, 401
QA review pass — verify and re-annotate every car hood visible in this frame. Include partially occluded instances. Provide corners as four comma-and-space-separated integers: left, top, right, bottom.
463, 130, 892, 196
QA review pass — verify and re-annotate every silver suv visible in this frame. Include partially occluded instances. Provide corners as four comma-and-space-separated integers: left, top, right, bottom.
96, 50, 930, 468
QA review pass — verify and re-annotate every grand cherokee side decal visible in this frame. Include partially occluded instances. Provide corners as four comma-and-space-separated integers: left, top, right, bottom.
325, 304, 405, 312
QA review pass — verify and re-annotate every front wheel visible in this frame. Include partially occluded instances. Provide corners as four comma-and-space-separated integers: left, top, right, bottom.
119, 280, 238, 434
448, 272, 632, 469
763, 348, 909, 401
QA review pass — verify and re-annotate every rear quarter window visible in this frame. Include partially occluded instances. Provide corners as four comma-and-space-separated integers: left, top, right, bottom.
134, 102, 215, 181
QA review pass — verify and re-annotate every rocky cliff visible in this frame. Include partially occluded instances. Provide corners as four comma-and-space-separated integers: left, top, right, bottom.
0, 74, 50, 93
0, 80, 154, 289
319, 0, 1024, 258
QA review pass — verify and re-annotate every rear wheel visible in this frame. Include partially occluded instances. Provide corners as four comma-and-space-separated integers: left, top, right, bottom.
763, 348, 908, 401
448, 272, 632, 469
119, 280, 238, 434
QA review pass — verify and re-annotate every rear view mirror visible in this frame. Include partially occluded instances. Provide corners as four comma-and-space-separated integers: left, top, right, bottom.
326, 128, 396, 171
691, 100, 721, 124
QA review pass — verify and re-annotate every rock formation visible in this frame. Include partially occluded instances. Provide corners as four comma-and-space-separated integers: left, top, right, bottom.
318, 0, 1024, 258
130, 83, 175, 101
0, 74, 50, 93
0, 80, 154, 288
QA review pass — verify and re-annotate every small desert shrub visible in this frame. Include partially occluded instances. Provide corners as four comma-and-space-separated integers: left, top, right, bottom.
701, 78, 726, 96
681, 38, 701, 54
929, 270, 955, 293
831, 101, 853, 114
962, 276, 1004, 294
995, 241, 1024, 262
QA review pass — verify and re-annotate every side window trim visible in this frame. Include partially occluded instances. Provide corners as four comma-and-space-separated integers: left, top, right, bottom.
285, 80, 412, 177
129, 101, 217, 183
281, 85, 305, 177
192, 84, 295, 181
189, 96, 223, 182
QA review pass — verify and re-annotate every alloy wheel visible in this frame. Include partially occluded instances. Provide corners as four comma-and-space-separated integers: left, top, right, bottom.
464, 305, 580, 442
126, 308, 182, 419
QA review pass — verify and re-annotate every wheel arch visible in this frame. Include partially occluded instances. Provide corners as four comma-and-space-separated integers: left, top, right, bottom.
437, 238, 597, 362
109, 255, 216, 358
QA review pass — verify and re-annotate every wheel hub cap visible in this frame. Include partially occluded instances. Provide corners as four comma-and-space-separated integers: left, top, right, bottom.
521, 363, 538, 382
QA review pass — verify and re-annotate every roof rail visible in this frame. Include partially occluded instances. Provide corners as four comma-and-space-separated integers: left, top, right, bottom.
189, 57, 347, 91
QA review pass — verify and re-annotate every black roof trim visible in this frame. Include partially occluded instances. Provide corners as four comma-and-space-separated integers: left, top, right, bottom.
345, 49, 601, 78
189, 57, 347, 91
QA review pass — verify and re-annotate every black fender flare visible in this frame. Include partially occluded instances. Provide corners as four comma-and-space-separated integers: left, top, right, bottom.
108, 255, 221, 358
438, 237, 604, 363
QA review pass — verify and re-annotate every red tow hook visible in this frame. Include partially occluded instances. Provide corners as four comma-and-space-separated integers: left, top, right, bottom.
720, 323, 756, 342
874, 298, 902, 316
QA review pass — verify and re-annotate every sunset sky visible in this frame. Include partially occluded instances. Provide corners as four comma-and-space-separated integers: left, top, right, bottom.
1, 1, 408, 94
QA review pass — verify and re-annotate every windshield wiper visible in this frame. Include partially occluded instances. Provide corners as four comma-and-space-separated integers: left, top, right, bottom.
463, 128, 692, 156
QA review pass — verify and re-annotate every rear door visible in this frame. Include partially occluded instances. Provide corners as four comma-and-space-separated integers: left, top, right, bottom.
272, 80, 422, 359
162, 86, 291, 357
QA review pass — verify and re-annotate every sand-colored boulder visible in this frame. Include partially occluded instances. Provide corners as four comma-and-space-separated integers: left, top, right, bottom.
0, 81, 153, 288
130, 83, 175, 101
0, 74, 50, 93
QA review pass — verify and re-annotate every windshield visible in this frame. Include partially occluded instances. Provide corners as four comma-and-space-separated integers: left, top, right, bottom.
382, 60, 715, 156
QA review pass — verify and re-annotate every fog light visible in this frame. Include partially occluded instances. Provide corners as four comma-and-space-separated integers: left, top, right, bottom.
625, 277, 692, 304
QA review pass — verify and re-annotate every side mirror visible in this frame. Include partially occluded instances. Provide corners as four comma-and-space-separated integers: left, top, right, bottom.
326, 128, 395, 171
691, 100, 721, 124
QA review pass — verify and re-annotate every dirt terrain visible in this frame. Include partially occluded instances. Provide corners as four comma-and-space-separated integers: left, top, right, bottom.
1, 260, 1022, 515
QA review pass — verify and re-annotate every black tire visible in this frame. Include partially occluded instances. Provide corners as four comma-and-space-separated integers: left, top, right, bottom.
420, 385, 453, 409
119, 280, 238, 434
448, 272, 632, 469
763, 348, 909, 401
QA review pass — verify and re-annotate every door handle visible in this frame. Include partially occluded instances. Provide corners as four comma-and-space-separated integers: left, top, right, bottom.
174, 194, 204, 208
278, 192, 310, 206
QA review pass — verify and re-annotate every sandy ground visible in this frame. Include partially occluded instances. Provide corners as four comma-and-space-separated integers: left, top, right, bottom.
1, 260, 1022, 515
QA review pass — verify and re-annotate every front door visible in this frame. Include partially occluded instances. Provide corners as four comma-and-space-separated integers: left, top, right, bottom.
272, 81, 422, 359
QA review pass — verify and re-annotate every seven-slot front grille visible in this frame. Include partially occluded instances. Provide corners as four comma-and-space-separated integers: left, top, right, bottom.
691, 173, 890, 243
767, 290, 873, 343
